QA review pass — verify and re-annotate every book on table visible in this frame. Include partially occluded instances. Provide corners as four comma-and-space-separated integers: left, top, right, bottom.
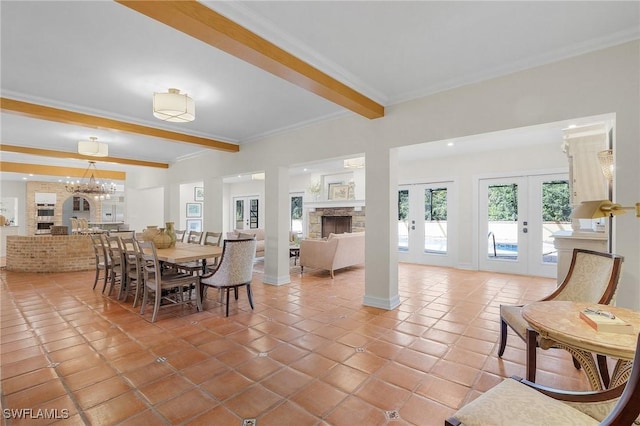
579, 310, 634, 334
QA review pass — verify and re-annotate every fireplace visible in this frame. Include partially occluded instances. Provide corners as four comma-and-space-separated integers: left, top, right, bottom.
322, 216, 352, 238
307, 207, 365, 239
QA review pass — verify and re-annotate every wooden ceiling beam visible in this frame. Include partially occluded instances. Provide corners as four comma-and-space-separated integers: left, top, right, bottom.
1, 162, 126, 181
1, 144, 169, 169
116, 0, 384, 120
0, 98, 239, 153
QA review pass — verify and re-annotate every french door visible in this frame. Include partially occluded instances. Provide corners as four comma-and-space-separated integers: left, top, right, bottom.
478, 173, 570, 277
398, 182, 455, 267
232, 196, 260, 230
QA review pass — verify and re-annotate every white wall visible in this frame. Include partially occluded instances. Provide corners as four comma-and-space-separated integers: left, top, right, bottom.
162, 41, 640, 309
126, 187, 164, 233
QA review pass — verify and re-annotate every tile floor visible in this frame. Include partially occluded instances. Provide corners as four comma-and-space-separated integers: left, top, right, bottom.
0, 262, 590, 425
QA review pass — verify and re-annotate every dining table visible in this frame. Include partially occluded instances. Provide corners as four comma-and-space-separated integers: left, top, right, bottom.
152, 242, 222, 274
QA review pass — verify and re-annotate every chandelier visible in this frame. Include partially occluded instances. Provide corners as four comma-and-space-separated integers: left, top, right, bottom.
65, 161, 116, 200
153, 88, 195, 122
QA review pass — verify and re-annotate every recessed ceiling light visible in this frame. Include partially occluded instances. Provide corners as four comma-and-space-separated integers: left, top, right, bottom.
303, 168, 308, 172
447, 142, 454, 147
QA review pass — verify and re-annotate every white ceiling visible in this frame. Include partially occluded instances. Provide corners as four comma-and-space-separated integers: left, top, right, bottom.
1, 1, 638, 182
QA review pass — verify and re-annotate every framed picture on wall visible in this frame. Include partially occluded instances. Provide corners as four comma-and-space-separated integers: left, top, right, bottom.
329, 184, 350, 201
186, 219, 202, 232
186, 202, 202, 218
194, 187, 204, 201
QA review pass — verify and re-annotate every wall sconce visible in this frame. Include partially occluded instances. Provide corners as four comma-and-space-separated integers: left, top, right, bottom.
571, 200, 640, 219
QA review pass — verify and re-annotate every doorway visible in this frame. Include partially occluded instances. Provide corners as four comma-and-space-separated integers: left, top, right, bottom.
478, 173, 570, 277
232, 196, 260, 230
397, 182, 455, 267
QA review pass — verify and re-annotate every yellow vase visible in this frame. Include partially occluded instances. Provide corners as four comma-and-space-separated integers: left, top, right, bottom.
141, 225, 160, 242
153, 228, 172, 249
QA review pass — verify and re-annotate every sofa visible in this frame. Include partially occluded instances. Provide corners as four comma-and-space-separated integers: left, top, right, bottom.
299, 232, 365, 278
226, 229, 265, 257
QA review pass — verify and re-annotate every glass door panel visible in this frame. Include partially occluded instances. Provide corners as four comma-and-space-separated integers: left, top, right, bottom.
398, 183, 454, 267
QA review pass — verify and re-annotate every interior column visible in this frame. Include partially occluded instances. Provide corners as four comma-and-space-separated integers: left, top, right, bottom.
203, 177, 224, 233
263, 165, 291, 285
363, 147, 400, 309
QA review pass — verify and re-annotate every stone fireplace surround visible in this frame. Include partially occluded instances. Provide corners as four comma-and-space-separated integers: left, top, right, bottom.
307, 207, 365, 239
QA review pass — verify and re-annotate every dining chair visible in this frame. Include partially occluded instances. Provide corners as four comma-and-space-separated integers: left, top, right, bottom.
197, 238, 256, 317
78, 218, 90, 234
120, 237, 144, 307
90, 234, 110, 292
446, 332, 640, 426
186, 231, 203, 244
498, 249, 624, 383
69, 218, 80, 235
175, 229, 186, 243
138, 240, 199, 322
203, 231, 223, 269
105, 235, 127, 298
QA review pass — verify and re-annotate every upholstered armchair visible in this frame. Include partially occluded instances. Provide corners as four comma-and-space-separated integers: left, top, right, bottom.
498, 249, 623, 383
446, 332, 640, 426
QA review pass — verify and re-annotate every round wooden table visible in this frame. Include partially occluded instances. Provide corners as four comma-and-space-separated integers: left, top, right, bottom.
522, 301, 640, 390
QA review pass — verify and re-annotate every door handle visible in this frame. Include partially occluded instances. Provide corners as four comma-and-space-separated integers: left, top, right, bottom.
523, 227, 528, 233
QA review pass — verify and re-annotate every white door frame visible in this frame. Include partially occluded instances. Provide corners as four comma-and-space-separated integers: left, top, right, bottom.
473, 168, 568, 276
398, 180, 457, 267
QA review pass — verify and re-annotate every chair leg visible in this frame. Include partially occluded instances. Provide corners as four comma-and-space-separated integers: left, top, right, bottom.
152, 288, 161, 323
225, 288, 230, 317
246, 284, 254, 310
597, 354, 610, 388
526, 328, 538, 382
572, 356, 582, 370
498, 318, 508, 357
93, 266, 99, 290
234, 287, 238, 300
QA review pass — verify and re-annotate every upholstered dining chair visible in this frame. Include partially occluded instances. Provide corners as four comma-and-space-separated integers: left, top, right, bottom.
197, 238, 256, 317
138, 240, 199, 323
499, 249, 624, 383
446, 332, 640, 426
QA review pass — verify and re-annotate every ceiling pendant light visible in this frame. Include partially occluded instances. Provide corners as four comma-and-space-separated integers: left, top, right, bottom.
153, 88, 195, 122
78, 137, 108, 157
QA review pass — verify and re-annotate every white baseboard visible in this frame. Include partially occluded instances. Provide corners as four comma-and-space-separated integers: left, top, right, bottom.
363, 294, 401, 310
262, 274, 291, 286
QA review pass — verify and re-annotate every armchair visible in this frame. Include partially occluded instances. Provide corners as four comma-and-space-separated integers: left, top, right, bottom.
498, 249, 623, 383
446, 332, 640, 426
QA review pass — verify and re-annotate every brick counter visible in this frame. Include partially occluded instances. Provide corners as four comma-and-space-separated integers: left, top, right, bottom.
6, 235, 94, 272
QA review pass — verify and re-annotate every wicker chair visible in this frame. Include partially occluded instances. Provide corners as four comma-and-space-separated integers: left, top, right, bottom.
499, 249, 624, 383
197, 238, 256, 317
446, 332, 640, 426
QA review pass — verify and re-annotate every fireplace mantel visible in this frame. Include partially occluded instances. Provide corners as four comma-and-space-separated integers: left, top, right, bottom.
306, 199, 365, 209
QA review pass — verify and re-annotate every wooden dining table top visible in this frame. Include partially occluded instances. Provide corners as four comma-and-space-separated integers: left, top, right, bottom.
152, 242, 222, 264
